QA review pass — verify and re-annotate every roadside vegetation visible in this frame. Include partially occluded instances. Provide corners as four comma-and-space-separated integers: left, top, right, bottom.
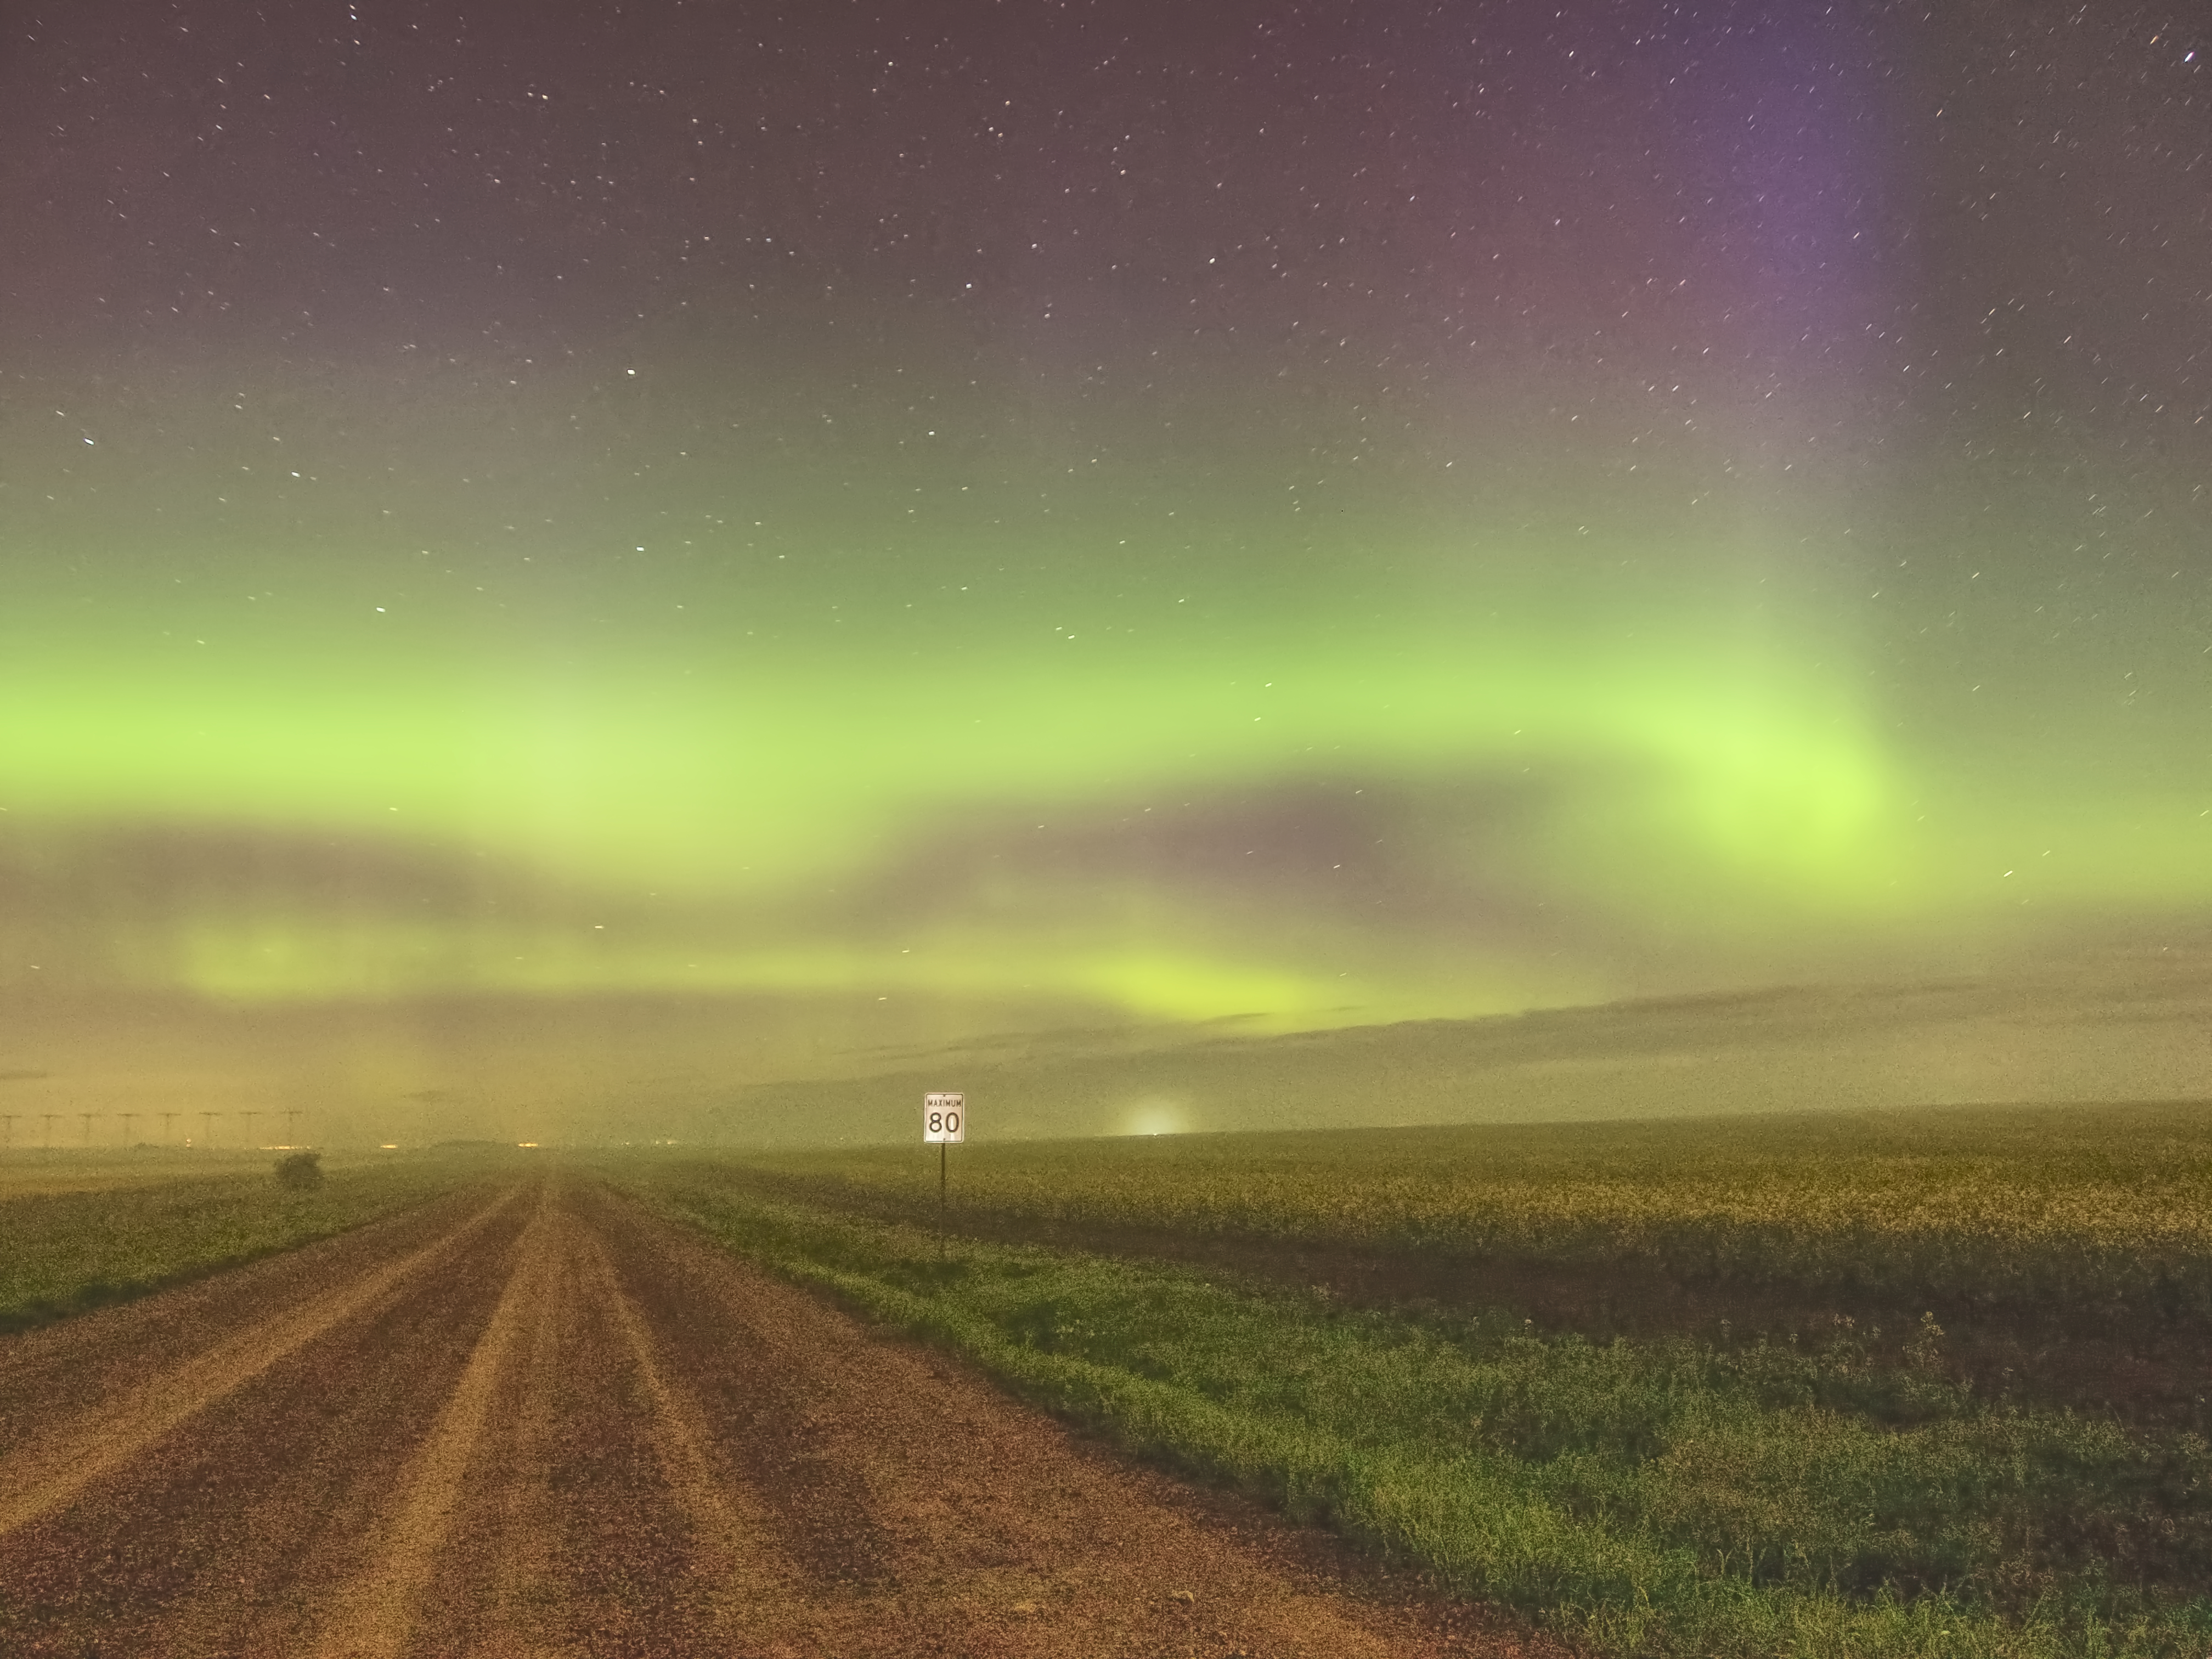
614, 1102, 2212, 1657
695, 1103, 2212, 1333
0, 1154, 479, 1333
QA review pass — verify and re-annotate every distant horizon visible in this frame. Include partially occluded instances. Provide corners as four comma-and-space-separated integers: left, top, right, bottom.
4, 941, 2207, 1150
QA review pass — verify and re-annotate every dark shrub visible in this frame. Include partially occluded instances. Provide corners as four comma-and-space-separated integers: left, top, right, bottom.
273, 1150, 324, 1191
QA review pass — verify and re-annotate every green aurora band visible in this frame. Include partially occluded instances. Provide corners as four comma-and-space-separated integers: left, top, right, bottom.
5, 448, 2205, 1027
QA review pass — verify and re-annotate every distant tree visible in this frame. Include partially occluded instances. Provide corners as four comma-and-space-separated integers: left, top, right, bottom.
273, 1149, 324, 1191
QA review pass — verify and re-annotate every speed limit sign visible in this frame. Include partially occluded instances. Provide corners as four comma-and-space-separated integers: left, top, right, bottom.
924, 1092, 966, 1143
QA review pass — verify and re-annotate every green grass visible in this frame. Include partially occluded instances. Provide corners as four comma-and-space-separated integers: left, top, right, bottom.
0, 1156, 483, 1333
607, 1113, 2212, 1658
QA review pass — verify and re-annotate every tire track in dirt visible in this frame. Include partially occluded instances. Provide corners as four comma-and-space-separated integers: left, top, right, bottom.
0, 1181, 504, 1464
306, 1187, 560, 1659
369, 1181, 815, 1658
0, 1184, 524, 1543
584, 1223, 799, 1613
585, 1183, 1541, 1657
1, 1175, 1543, 1658
0, 1185, 536, 1657
585, 1188, 905, 1599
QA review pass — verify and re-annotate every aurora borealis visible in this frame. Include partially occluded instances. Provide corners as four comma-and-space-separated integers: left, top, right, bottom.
2, 2, 2208, 1133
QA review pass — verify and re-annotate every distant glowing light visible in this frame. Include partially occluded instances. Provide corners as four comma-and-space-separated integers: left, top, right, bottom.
1119, 1098, 1190, 1137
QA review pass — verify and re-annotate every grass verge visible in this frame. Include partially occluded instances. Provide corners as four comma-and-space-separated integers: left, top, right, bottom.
621, 1163, 2212, 1659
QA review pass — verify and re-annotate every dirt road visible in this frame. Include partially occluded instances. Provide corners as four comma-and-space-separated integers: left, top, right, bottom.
0, 1176, 1531, 1657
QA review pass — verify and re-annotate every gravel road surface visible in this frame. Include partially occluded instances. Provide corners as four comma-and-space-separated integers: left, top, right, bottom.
0, 1175, 1537, 1657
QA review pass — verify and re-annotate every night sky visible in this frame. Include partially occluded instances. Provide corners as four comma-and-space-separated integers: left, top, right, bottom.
3, 1, 2208, 1086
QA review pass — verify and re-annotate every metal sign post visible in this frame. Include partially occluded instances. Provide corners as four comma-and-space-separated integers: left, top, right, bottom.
924, 1092, 965, 1256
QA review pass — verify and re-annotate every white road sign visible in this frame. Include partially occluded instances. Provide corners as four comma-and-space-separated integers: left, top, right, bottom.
924, 1092, 966, 1143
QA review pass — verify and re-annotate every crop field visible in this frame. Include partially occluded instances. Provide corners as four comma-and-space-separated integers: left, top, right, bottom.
696, 1102, 2212, 1341
0, 1149, 286, 1199
613, 1102, 2212, 1657
0, 1151, 489, 1332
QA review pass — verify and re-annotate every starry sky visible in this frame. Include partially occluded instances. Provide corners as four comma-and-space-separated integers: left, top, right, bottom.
2, 0, 2208, 1074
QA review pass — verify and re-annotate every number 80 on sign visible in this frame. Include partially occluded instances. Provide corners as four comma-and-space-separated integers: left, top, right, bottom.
924, 1092, 966, 1143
